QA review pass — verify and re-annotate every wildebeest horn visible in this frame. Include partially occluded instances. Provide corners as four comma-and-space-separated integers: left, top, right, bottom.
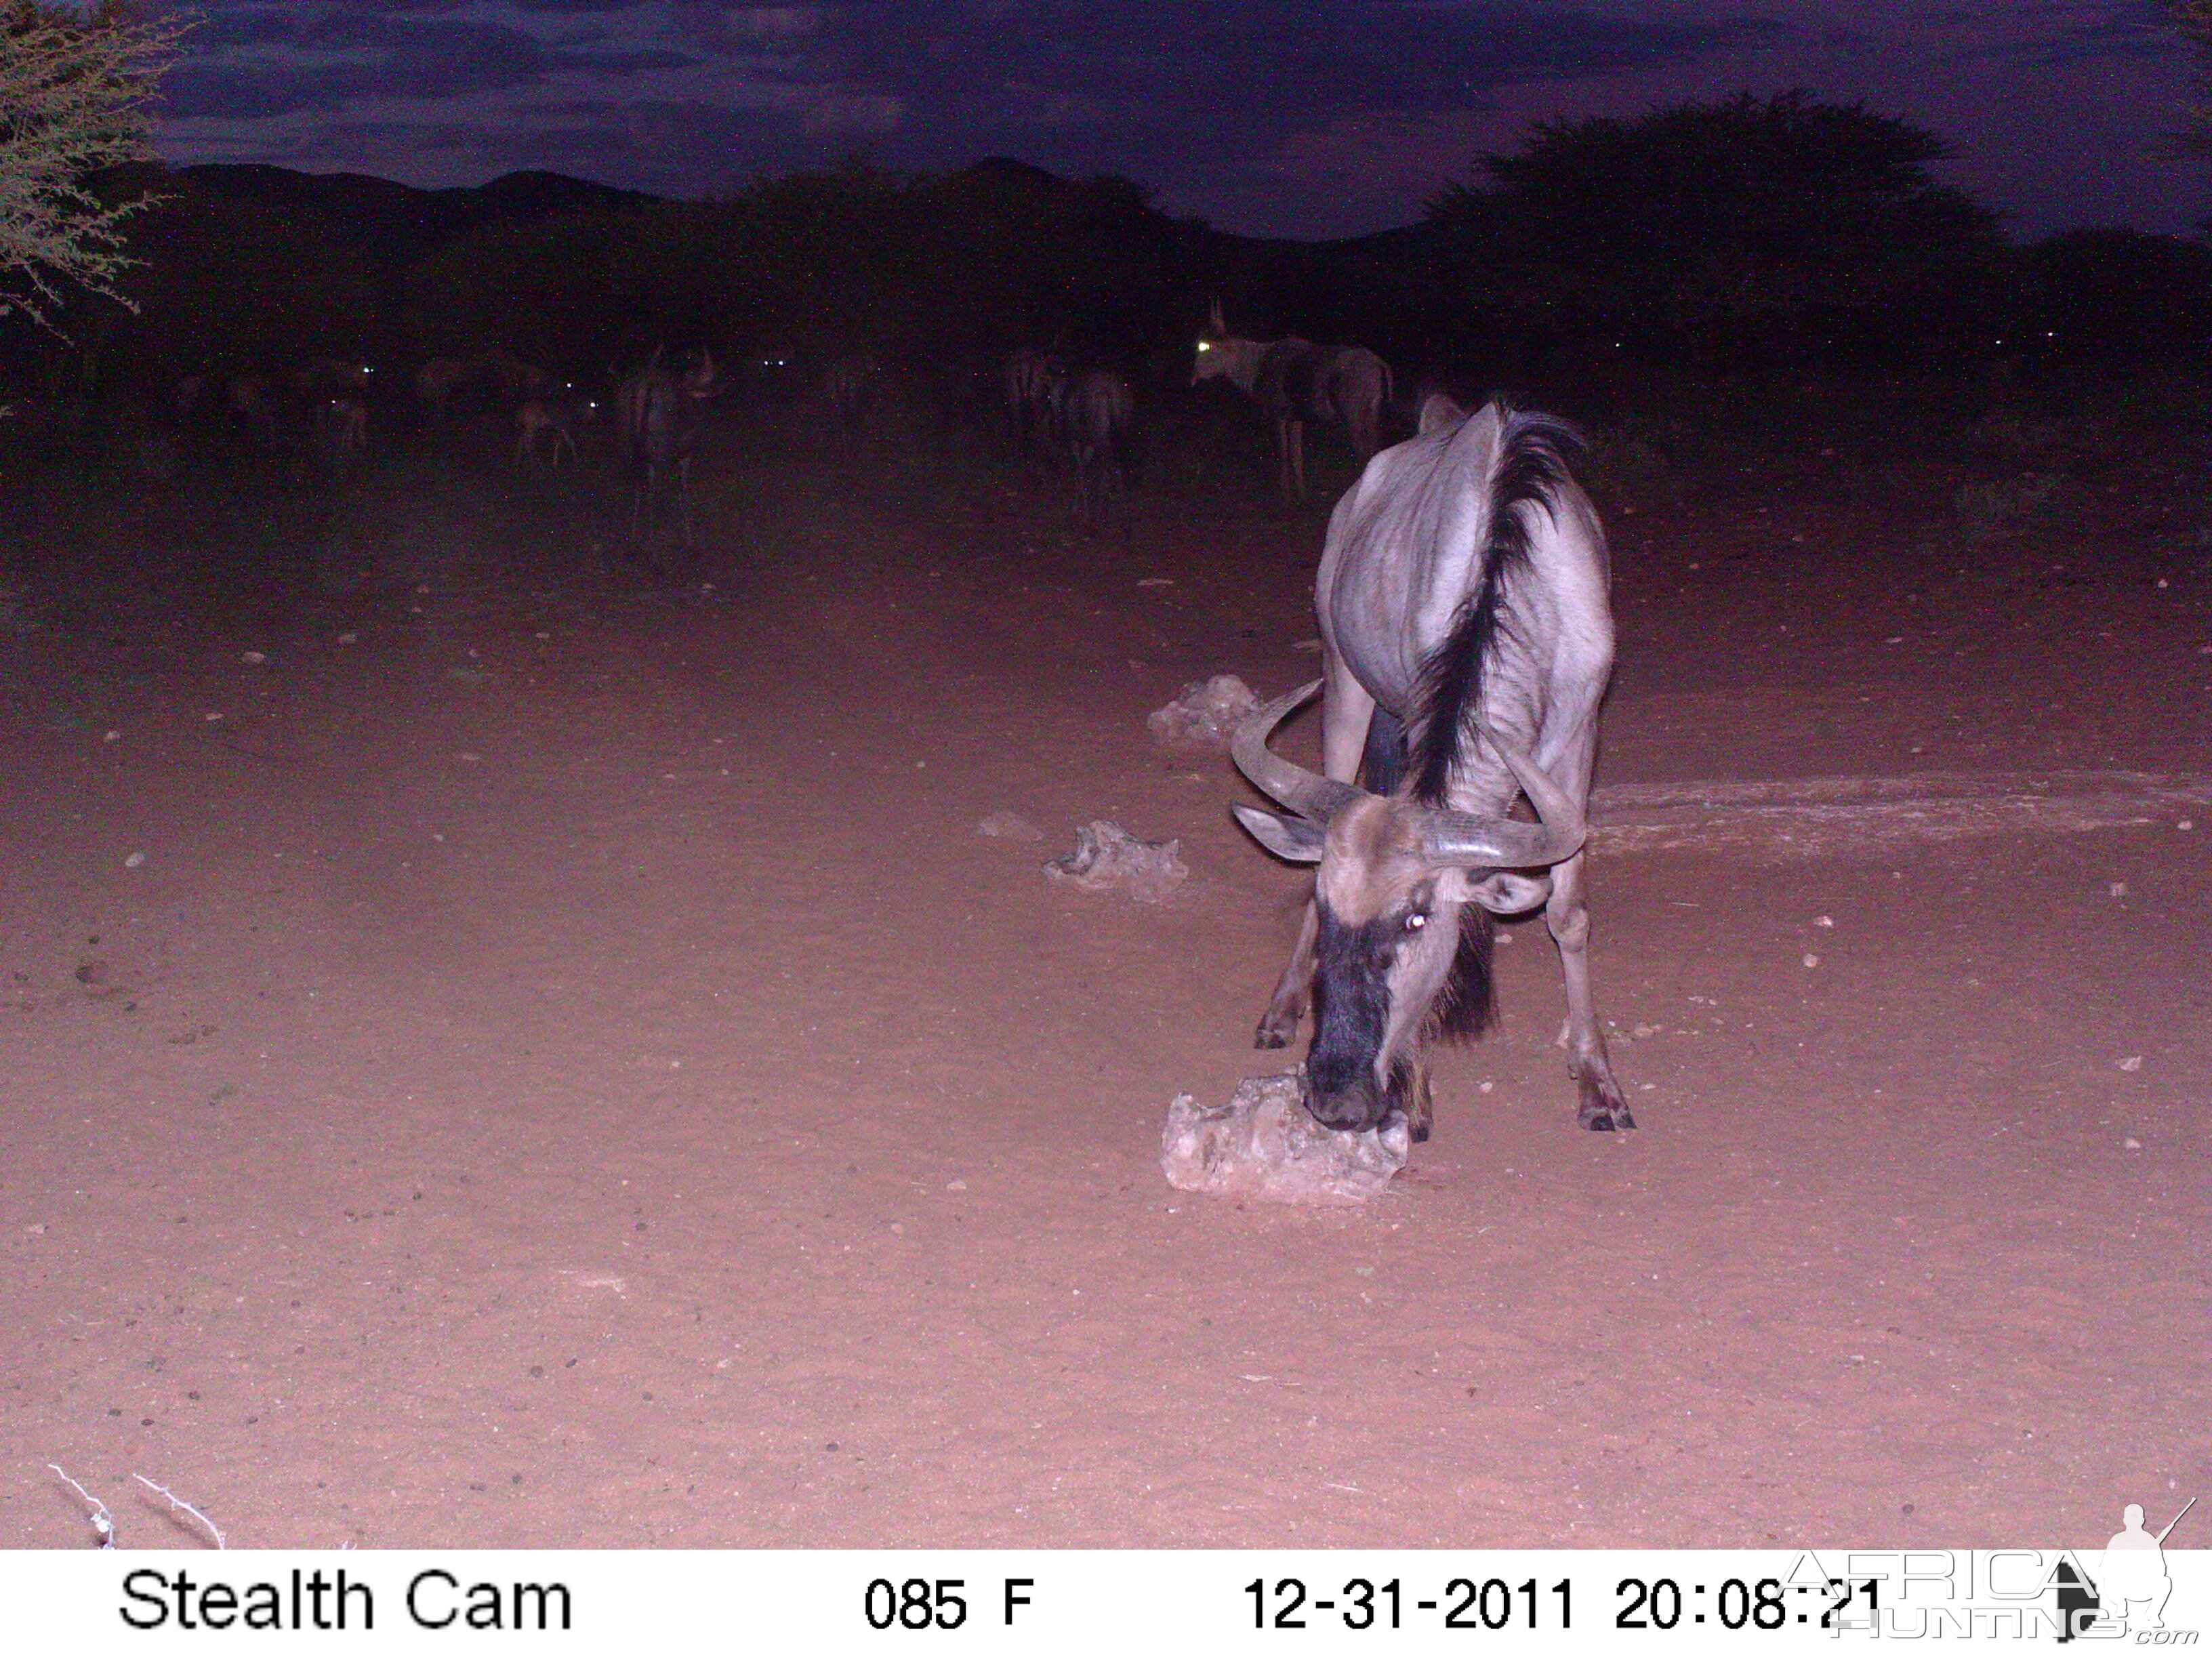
1420, 722, 1586, 869
1231, 680, 1366, 825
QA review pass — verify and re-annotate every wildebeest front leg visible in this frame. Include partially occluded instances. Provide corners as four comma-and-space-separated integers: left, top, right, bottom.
1255, 666, 1375, 1048
1400, 1057, 1434, 1143
1256, 896, 1317, 1048
1544, 849, 1634, 1131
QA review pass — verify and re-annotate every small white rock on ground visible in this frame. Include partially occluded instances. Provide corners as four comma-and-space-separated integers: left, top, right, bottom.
1044, 821, 1187, 903
1162, 1070, 1410, 1208
976, 810, 1042, 840
1147, 674, 1262, 748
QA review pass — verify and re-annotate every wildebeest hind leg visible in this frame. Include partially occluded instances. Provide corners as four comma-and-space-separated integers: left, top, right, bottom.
1545, 850, 1634, 1130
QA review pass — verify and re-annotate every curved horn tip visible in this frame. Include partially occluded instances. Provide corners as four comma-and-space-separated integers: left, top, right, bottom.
1443, 719, 1589, 865
1230, 680, 1359, 824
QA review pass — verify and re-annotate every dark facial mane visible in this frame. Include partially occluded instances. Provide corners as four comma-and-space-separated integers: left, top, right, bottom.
1307, 908, 1394, 1103
1429, 909, 1497, 1041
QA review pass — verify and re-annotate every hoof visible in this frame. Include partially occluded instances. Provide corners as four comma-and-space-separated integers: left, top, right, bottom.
1380, 1106, 1429, 1144
1577, 1081, 1636, 1133
1254, 1013, 1297, 1050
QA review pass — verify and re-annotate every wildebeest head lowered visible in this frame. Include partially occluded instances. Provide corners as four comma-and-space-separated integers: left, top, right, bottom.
1232, 684, 1584, 1134
1230, 396, 1631, 1139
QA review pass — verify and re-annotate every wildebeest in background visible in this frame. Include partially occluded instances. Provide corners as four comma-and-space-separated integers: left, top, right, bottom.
1193, 301, 1395, 499
312, 396, 368, 464
737, 354, 808, 407
818, 354, 880, 427
170, 373, 213, 424
1191, 331, 1311, 498
292, 357, 373, 403
513, 394, 589, 469
1229, 394, 1631, 1138
619, 347, 718, 548
225, 372, 278, 445
1002, 346, 1064, 464
1050, 367, 1136, 533
478, 350, 553, 405
414, 356, 472, 422
1309, 346, 1393, 462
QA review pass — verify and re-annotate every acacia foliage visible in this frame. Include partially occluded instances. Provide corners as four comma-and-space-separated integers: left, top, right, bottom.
0, 0, 182, 332
1425, 91, 2010, 369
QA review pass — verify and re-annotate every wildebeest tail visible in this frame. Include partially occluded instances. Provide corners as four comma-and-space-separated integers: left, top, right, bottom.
1409, 406, 1584, 804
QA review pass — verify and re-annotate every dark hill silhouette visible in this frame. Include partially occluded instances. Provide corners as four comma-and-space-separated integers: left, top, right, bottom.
960, 156, 1072, 192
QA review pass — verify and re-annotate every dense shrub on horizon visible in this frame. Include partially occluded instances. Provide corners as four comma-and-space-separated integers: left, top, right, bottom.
2017, 228, 2212, 359
1425, 91, 2013, 374
120, 180, 384, 375
398, 159, 1203, 379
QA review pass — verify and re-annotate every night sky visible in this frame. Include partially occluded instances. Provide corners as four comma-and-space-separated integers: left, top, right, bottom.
152, 1, 2212, 243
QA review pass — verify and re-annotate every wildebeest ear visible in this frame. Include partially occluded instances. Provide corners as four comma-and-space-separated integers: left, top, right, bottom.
1416, 391, 1464, 434
1456, 870, 1553, 915
1231, 804, 1326, 863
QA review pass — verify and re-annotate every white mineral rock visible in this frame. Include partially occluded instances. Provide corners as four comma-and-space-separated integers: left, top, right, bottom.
1162, 1070, 1409, 1208
1044, 821, 1187, 903
1147, 674, 1263, 749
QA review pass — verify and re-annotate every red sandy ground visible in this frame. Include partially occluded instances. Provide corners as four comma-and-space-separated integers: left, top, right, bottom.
2, 423, 2207, 1551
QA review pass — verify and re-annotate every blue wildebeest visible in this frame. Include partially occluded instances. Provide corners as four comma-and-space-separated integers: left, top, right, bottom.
1002, 346, 1065, 464
819, 354, 880, 425
415, 356, 472, 422
619, 348, 718, 547
291, 357, 373, 403
1192, 304, 1395, 498
514, 386, 598, 470
1309, 345, 1393, 463
225, 371, 279, 446
1229, 395, 1631, 1138
312, 394, 368, 464
1050, 367, 1136, 532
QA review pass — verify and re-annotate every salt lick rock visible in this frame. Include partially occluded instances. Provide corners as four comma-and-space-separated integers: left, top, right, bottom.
1161, 1070, 1410, 1207
1043, 821, 1187, 903
1147, 674, 1262, 748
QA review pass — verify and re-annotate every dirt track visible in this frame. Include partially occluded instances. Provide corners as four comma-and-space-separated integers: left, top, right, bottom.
3, 427, 2207, 1548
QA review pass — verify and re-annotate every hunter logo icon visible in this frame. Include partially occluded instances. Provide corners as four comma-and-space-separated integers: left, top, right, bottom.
2058, 1496, 2195, 1640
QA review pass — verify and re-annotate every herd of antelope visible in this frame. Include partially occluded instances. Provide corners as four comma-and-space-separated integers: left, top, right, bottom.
148, 302, 1407, 554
